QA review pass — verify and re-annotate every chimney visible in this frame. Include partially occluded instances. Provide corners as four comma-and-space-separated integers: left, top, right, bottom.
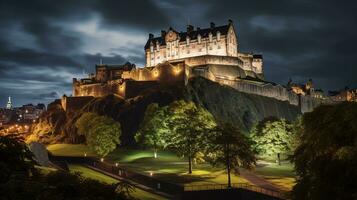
187, 25, 194, 33
161, 30, 166, 38
149, 33, 154, 39
228, 19, 233, 25
210, 22, 215, 29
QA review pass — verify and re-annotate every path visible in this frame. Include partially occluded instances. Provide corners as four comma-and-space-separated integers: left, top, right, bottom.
84, 164, 174, 199
240, 168, 283, 192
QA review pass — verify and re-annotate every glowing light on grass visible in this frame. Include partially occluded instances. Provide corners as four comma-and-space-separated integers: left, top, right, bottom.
115, 163, 118, 167
84, 153, 87, 157
100, 158, 104, 162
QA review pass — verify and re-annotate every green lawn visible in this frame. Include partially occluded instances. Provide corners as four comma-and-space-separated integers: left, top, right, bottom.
254, 162, 296, 191
47, 144, 97, 157
68, 164, 167, 200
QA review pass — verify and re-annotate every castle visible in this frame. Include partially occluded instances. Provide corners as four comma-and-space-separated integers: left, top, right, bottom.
72, 20, 264, 98
68, 20, 328, 113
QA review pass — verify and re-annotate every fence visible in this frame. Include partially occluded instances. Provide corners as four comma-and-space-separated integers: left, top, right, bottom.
185, 183, 286, 199
49, 155, 183, 195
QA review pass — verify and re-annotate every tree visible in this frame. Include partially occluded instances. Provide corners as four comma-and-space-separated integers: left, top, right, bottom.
207, 123, 256, 187
291, 103, 357, 200
250, 118, 294, 165
76, 113, 121, 157
75, 112, 98, 136
0, 134, 37, 183
164, 100, 216, 174
135, 103, 169, 158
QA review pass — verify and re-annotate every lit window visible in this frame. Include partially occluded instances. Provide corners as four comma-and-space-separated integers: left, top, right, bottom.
198, 34, 201, 44
186, 37, 190, 45
150, 45, 154, 52
217, 31, 221, 41
209, 33, 212, 42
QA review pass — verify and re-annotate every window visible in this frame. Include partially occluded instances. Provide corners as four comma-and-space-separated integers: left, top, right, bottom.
198, 34, 201, 44
209, 33, 212, 42
156, 42, 160, 51
217, 31, 221, 41
150, 45, 154, 52
186, 37, 190, 46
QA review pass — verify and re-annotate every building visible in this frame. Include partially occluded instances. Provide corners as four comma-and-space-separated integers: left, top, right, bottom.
6, 96, 12, 110
145, 20, 263, 76
328, 88, 357, 102
15, 104, 46, 123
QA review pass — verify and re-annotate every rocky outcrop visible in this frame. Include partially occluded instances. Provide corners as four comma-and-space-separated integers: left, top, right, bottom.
187, 77, 301, 132
28, 100, 68, 144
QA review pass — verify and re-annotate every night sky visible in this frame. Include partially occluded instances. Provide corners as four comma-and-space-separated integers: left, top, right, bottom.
1, 0, 357, 107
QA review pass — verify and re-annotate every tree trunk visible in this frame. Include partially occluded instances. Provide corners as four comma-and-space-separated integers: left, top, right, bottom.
188, 155, 192, 174
277, 153, 281, 165
226, 143, 231, 188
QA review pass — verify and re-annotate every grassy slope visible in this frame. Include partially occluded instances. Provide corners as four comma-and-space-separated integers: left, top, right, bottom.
68, 164, 166, 200
47, 144, 97, 157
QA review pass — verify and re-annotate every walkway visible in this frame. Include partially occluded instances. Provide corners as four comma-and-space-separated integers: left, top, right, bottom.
84, 164, 174, 199
240, 168, 283, 192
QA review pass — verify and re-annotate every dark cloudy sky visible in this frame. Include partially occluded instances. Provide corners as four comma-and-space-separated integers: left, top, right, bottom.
1, 0, 357, 107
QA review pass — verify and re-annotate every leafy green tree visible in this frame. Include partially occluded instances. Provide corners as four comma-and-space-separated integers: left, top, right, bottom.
75, 112, 98, 136
164, 100, 216, 174
0, 134, 37, 183
76, 113, 121, 157
207, 123, 256, 187
250, 118, 294, 165
292, 103, 357, 200
135, 103, 169, 158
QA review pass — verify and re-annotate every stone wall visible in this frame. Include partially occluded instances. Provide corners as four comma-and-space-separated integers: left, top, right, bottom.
196, 68, 327, 113
61, 96, 94, 112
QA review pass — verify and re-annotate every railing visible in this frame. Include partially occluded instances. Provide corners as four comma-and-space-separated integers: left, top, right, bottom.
49, 155, 183, 195
184, 183, 286, 199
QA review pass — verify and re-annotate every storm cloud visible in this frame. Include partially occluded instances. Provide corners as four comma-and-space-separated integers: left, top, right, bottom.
0, 0, 356, 106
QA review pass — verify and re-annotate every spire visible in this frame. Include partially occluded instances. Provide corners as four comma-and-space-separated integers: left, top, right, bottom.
100, 58, 103, 65
6, 96, 12, 110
